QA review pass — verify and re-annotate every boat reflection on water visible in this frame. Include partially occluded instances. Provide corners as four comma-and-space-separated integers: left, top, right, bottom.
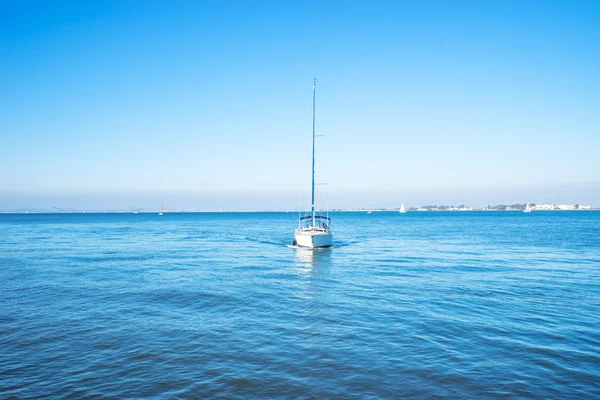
294, 247, 333, 276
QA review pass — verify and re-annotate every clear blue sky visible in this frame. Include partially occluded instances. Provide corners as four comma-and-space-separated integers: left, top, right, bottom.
1, 1, 599, 210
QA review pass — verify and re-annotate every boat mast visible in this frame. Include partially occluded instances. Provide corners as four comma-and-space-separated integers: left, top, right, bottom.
311, 79, 316, 228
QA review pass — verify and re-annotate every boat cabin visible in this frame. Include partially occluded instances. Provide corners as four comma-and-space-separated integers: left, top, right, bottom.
298, 215, 331, 231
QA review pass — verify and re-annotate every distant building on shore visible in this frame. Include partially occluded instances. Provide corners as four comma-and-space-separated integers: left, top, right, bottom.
556, 204, 576, 210
533, 204, 591, 210
533, 204, 555, 210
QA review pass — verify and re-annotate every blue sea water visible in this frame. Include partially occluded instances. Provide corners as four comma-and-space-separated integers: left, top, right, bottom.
1, 211, 599, 399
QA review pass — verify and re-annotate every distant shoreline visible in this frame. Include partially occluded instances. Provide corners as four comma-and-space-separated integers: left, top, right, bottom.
2, 209, 599, 215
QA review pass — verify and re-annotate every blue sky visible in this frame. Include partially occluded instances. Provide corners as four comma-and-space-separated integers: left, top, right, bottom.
1, 1, 599, 210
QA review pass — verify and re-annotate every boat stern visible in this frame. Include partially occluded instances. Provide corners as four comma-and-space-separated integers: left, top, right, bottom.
294, 229, 333, 248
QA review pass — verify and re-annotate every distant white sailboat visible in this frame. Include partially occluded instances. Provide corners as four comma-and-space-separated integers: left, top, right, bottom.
400, 204, 406, 213
293, 79, 333, 249
523, 203, 532, 213
159, 204, 164, 216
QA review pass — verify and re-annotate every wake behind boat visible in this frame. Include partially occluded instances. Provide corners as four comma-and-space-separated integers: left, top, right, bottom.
293, 79, 333, 249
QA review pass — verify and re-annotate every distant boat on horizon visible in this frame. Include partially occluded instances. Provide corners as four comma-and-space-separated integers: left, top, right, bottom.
524, 203, 532, 213
159, 204, 163, 216
293, 79, 333, 249
400, 204, 406, 213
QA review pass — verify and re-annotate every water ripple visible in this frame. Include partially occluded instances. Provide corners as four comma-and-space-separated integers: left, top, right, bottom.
1, 212, 599, 398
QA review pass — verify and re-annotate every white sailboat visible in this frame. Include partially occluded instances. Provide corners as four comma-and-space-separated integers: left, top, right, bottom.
400, 203, 406, 213
523, 202, 531, 213
293, 79, 333, 249
159, 204, 164, 216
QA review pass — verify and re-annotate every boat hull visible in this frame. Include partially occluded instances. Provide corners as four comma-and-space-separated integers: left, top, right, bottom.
294, 230, 333, 248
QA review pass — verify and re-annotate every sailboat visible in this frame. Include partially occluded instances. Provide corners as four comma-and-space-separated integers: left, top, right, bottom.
523, 203, 531, 213
293, 79, 333, 249
159, 204, 164, 216
400, 204, 406, 213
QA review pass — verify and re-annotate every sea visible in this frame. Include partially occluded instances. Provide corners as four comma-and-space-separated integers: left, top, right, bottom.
1, 211, 599, 399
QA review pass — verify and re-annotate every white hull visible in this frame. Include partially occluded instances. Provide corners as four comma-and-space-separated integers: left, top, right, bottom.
294, 229, 333, 248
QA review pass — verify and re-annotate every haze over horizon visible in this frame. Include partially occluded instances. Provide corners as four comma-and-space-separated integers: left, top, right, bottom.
2, 1, 599, 210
